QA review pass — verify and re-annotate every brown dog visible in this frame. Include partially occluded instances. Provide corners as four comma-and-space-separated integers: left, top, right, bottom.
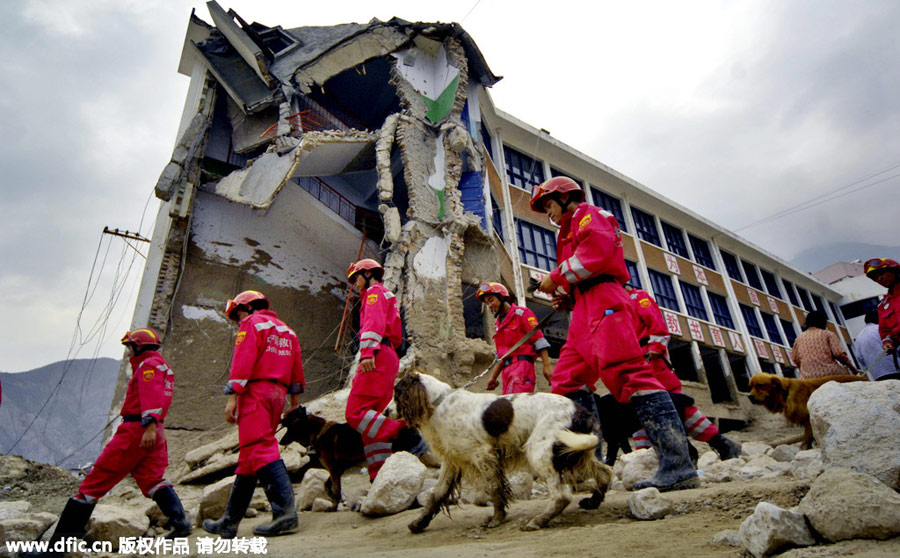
747, 373, 867, 449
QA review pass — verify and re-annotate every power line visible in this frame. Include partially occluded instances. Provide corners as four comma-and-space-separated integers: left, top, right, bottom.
734, 159, 900, 232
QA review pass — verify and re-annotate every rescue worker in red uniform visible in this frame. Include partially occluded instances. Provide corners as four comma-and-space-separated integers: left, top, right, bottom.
23, 329, 190, 558
864, 258, 900, 370
532, 176, 698, 492
626, 284, 742, 461
345, 259, 414, 480
203, 290, 303, 539
477, 282, 553, 394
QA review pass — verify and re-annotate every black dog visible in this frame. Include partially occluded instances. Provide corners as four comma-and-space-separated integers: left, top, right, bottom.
593, 392, 698, 466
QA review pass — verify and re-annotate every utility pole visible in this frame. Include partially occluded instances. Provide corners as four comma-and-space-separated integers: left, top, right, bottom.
102, 226, 150, 258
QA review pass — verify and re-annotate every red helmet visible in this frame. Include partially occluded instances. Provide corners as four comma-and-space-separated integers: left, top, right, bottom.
530, 176, 584, 213
225, 290, 268, 321
476, 282, 510, 303
347, 259, 384, 282
121, 328, 161, 348
864, 258, 900, 279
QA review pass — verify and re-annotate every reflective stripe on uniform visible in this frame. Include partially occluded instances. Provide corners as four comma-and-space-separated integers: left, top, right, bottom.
146, 480, 172, 497
364, 442, 393, 466
142, 408, 162, 418
534, 338, 551, 352
648, 335, 670, 347
254, 321, 297, 337
561, 255, 589, 284
684, 410, 713, 436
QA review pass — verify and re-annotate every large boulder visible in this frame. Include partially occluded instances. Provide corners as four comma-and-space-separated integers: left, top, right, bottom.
808, 379, 900, 489
295, 468, 330, 511
0, 518, 46, 544
618, 449, 658, 490
199, 476, 265, 520
0, 501, 31, 522
738, 502, 815, 558
359, 452, 426, 516
798, 467, 900, 542
85, 504, 150, 551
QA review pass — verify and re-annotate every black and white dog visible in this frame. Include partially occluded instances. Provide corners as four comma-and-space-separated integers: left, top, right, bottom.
390, 372, 614, 532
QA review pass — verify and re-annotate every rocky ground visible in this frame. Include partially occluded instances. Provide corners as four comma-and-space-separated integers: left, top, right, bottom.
3, 382, 900, 558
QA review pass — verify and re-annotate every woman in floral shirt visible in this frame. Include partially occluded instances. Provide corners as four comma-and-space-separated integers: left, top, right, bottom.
791, 310, 858, 379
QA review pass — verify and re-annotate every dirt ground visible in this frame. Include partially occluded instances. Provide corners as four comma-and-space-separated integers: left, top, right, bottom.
5, 407, 900, 557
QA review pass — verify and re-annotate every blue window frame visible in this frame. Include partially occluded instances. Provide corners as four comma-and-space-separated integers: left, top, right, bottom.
708, 292, 735, 329
631, 207, 661, 246
688, 235, 715, 269
721, 250, 743, 282
515, 219, 556, 271
503, 145, 545, 191
760, 312, 784, 345
648, 269, 679, 311
780, 318, 797, 347
625, 259, 642, 289
590, 188, 627, 232
759, 269, 782, 299
782, 279, 800, 307
810, 293, 826, 314
795, 286, 814, 311
739, 304, 763, 337
491, 194, 504, 242
661, 222, 689, 258
741, 260, 763, 290
680, 282, 708, 321
480, 118, 493, 159
840, 297, 880, 320
829, 301, 845, 325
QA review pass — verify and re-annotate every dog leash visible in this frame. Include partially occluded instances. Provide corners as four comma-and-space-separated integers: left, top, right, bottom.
463, 309, 557, 389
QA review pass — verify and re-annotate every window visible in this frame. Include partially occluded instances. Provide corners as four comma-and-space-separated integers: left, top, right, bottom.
780, 318, 797, 348
795, 286, 814, 311
515, 219, 556, 271
680, 282, 708, 320
590, 188, 627, 232
631, 207, 661, 246
810, 293, 826, 314
739, 304, 763, 337
759, 360, 776, 373
760, 312, 784, 345
759, 269, 782, 299
480, 118, 494, 159
625, 259, 642, 289
721, 251, 743, 282
661, 222, 689, 258
708, 292, 735, 329
550, 167, 583, 189
782, 279, 800, 307
829, 301, 845, 326
491, 195, 504, 242
648, 269, 679, 311
741, 260, 763, 290
839, 297, 880, 320
503, 145, 544, 191
688, 235, 715, 269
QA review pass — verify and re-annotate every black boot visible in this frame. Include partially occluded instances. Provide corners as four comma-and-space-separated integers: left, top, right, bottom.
202, 475, 256, 539
152, 485, 192, 539
708, 433, 742, 461
564, 388, 604, 462
631, 392, 700, 492
20, 497, 95, 558
253, 460, 298, 537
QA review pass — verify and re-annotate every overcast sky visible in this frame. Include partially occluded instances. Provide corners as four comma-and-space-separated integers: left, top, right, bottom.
1, 0, 898, 372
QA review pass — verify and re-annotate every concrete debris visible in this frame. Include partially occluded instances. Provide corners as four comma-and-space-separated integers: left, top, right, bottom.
199, 476, 264, 521
711, 529, 742, 546
770, 444, 801, 463
85, 505, 151, 551
697, 450, 721, 470
740, 441, 773, 458
798, 467, 900, 542
311, 498, 336, 513
790, 449, 825, 480
808, 379, 900, 489
359, 452, 426, 516
0, 500, 31, 522
738, 502, 816, 558
617, 449, 659, 491
627, 487, 672, 520
296, 468, 330, 511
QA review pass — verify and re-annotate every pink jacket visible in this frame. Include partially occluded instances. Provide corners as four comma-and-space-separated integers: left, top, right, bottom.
549, 202, 629, 294
122, 351, 174, 426
493, 304, 550, 360
358, 283, 402, 360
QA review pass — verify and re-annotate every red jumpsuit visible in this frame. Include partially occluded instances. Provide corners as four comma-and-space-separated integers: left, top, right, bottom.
628, 288, 718, 448
227, 309, 305, 475
345, 283, 406, 480
549, 203, 666, 403
493, 304, 550, 394
877, 286, 900, 348
77, 351, 175, 503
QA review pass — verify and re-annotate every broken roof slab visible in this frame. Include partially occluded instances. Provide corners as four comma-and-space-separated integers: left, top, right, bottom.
192, 40, 276, 114
212, 134, 376, 208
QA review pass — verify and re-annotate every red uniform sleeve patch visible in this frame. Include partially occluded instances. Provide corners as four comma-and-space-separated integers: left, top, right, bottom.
142, 369, 155, 382
527, 316, 538, 327
235, 331, 246, 345
366, 294, 379, 305
639, 298, 651, 308
578, 213, 592, 231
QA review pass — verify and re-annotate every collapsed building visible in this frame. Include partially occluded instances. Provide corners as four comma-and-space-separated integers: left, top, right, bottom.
119, 2, 856, 432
